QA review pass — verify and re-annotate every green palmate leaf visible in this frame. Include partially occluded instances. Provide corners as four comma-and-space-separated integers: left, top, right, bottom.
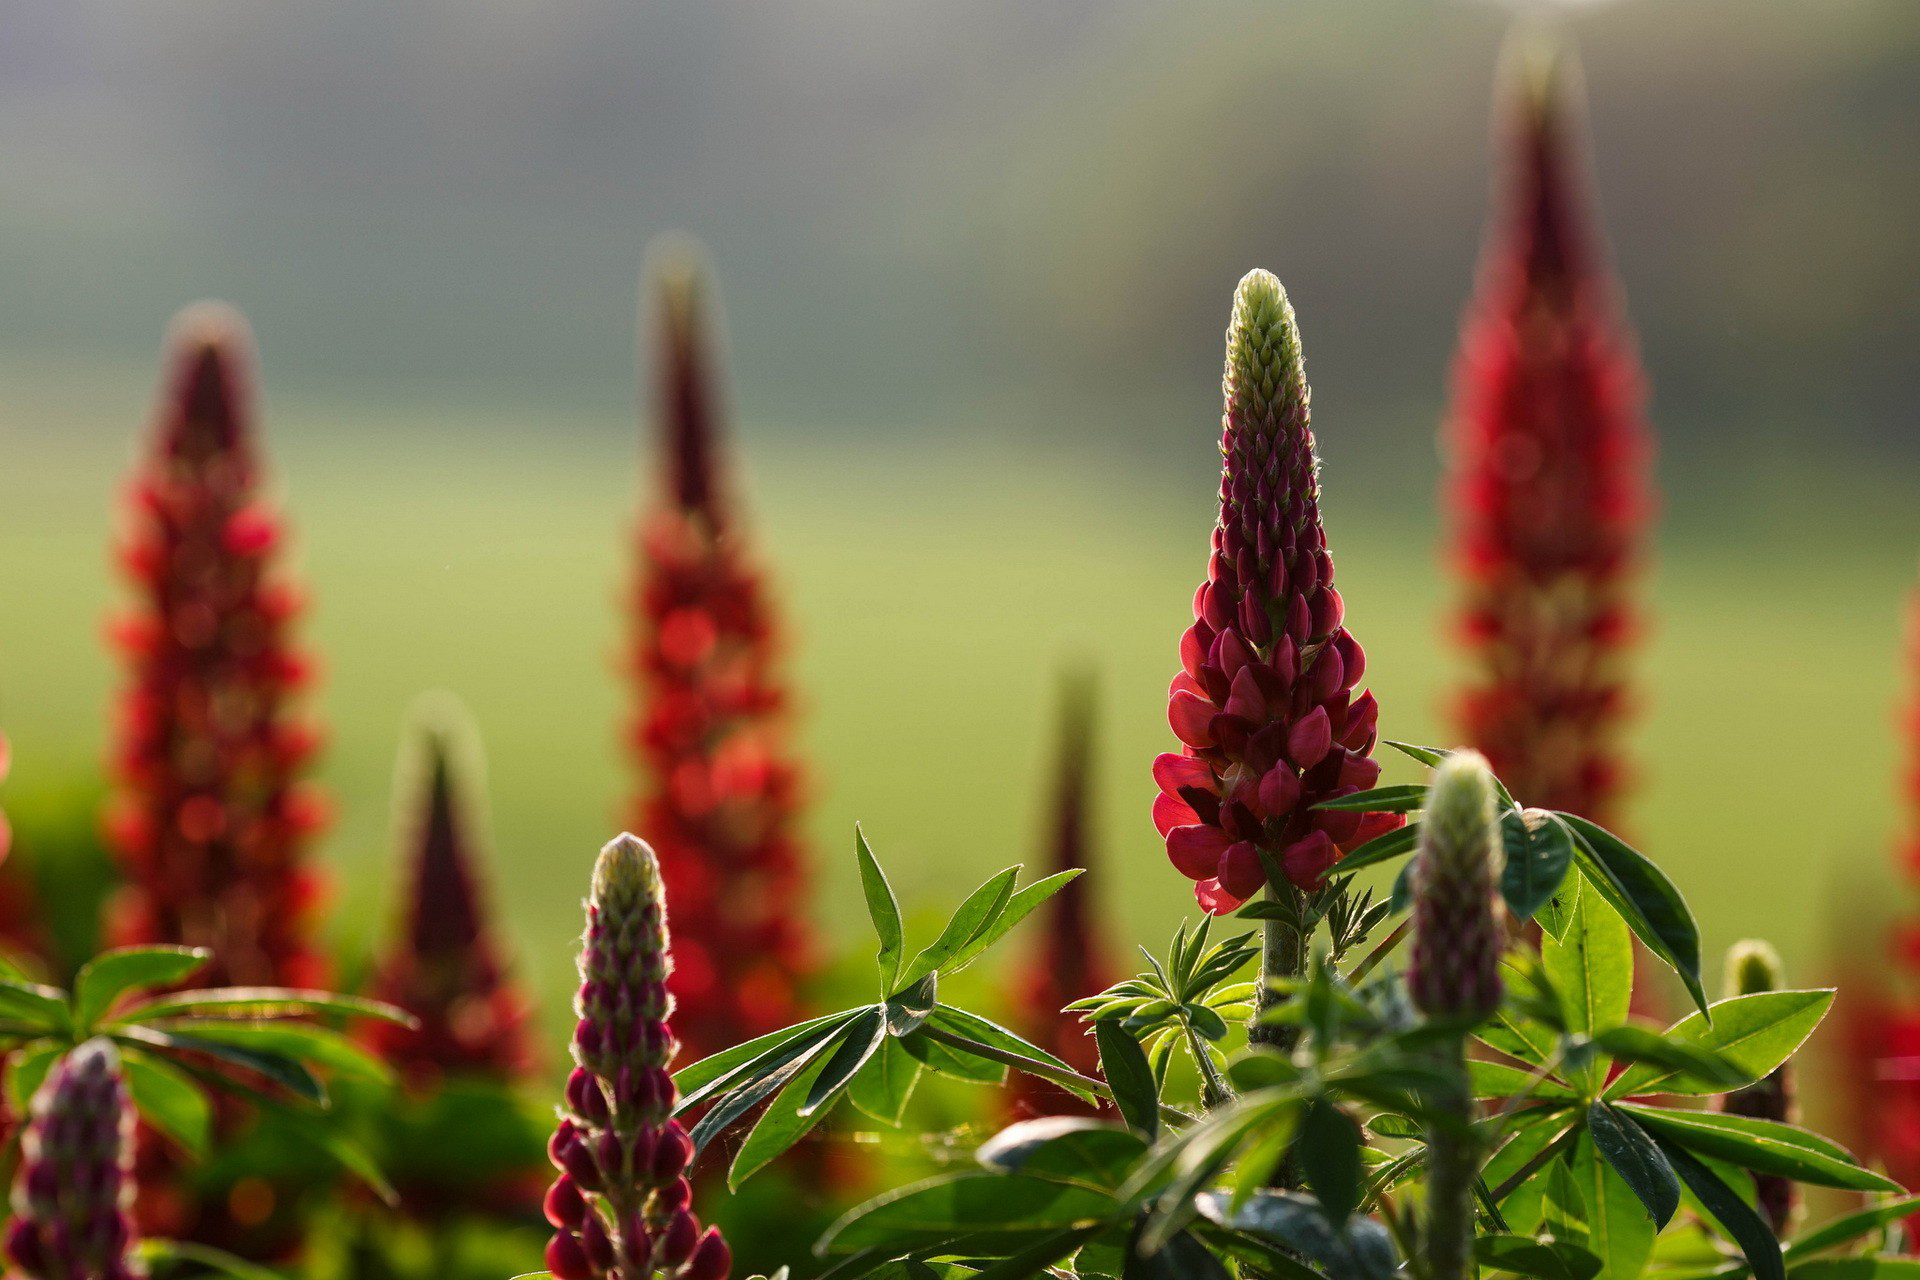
1503, 810, 1576, 923
1474, 1234, 1604, 1280
848, 1034, 923, 1126
1134, 1097, 1286, 1252
1607, 989, 1834, 1099
1573, 1132, 1657, 1279
885, 973, 939, 1036
673, 1011, 856, 1101
1332, 821, 1420, 874
1589, 1025, 1749, 1090
689, 1018, 853, 1155
856, 826, 906, 992
1093, 1022, 1158, 1142
1188, 1223, 1327, 1280
1619, 1105, 1898, 1193
115, 1024, 327, 1105
1784, 1196, 1920, 1261
1193, 1191, 1398, 1280
73, 946, 210, 1030
928, 1005, 1094, 1100
1542, 1157, 1588, 1248
279, 1107, 400, 1205
1557, 813, 1707, 1016
117, 987, 413, 1026
1542, 868, 1634, 1045
818, 1171, 1116, 1252
804, 1006, 889, 1117
975, 1117, 1147, 1193
1469, 1059, 1575, 1101
121, 1046, 212, 1156
151, 1019, 392, 1084
899, 1028, 1006, 1085
896, 868, 1019, 992
731, 1046, 840, 1189
1383, 740, 1516, 806
0, 978, 71, 1033
1475, 1007, 1561, 1069
1659, 1136, 1786, 1280
1586, 1103, 1679, 1227
944, 869, 1084, 975
5, 1039, 63, 1116
1295, 1100, 1363, 1228
1314, 784, 1428, 813
1539, 872, 1581, 942
958, 1226, 1105, 1280
1128, 1230, 1234, 1280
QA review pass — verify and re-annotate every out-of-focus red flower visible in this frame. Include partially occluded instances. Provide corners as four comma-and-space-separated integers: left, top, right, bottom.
1154, 270, 1396, 916
629, 248, 812, 1066
1446, 42, 1652, 824
0, 731, 44, 961
105, 304, 327, 991
368, 697, 536, 1087
1009, 676, 1113, 1118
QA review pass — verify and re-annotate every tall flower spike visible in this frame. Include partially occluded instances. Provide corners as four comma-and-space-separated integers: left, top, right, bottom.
1009, 673, 1113, 1118
105, 304, 326, 989
368, 694, 536, 1085
1446, 36, 1652, 823
1408, 750, 1504, 1280
1154, 270, 1397, 921
630, 242, 812, 1065
543, 835, 731, 1280
6, 1039, 145, 1280
1718, 940, 1796, 1237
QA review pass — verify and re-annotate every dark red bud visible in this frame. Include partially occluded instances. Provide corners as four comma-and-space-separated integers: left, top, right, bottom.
561, 1136, 603, 1192
651, 1122, 693, 1183
1257, 765, 1302, 817
659, 1209, 699, 1268
546, 1231, 595, 1280
544, 1176, 588, 1229
684, 1228, 733, 1280
1166, 824, 1231, 881
1287, 706, 1332, 768
580, 1212, 616, 1272
1218, 842, 1266, 900
548, 1119, 577, 1169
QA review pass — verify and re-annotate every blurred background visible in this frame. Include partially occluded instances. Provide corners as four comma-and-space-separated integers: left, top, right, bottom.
0, 0, 1917, 1052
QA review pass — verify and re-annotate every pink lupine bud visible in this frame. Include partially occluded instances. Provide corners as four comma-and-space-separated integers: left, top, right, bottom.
684, 1229, 730, 1280
1408, 751, 1506, 1024
7, 1040, 145, 1280
544, 834, 730, 1278
1155, 271, 1393, 915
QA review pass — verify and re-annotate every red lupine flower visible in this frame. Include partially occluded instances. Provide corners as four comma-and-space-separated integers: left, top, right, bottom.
1154, 269, 1396, 916
105, 304, 327, 990
368, 697, 536, 1086
7, 1039, 145, 1280
0, 730, 46, 962
544, 834, 731, 1280
629, 247, 812, 1064
1010, 676, 1114, 1118
1446, 42, 1652, 823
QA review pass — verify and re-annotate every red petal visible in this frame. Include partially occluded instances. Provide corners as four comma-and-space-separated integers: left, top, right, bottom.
1153, 751, 1214, 796
1166, 824, 1230, 881
1194, 878, 1246, 915
1224, 666, 1265, 723
1287, 705, 1332, 768
1218, 842, 1266, 900
1258, 764, 1302, 817
1169, 690, 1217, 749
1281, 830, 1339, 890
1153, 791, 1200, 838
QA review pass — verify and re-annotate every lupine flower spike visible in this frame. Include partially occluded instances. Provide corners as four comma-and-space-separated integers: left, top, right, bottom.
630, 242, 813, 1066
0, 729, 45, 959
1719, 940, 1796, 1236
6, 1039, 145, 1280
1446, 38, 1652, 823
106, 304, 327, 989
1010, 674, 1113, 1118
368, 695, 536, 1085
1408, 750, 1505, 1280
544, 834, 731, 1280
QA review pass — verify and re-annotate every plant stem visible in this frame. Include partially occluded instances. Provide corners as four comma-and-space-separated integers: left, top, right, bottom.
1423, 1045, 1479, 1280
1248, 882, 1304, 1053
919, 1026, 1193, 1128
1182, 1018, 1232, 1110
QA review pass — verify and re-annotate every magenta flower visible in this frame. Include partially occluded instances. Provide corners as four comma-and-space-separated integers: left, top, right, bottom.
1154, 270, 1397, 915
6, 1039, 145, 1280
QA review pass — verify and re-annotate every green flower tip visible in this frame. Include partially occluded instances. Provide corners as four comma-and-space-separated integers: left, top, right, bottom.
592, 832, 664, 915
1723, 938, 1783, 998
1226, 269, 1306, 417
1424, 749, 1504, 879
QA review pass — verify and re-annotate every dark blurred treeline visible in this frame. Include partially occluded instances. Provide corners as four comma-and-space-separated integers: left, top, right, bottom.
0, 0, 1913, 494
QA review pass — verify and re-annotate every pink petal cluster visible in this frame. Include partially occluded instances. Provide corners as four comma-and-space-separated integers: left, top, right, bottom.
1155, 270, 1398, 914
6, 1040, 145, 1280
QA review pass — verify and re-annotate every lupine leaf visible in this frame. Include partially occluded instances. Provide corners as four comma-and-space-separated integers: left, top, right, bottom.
1589, 1025, 1748, 1090
1093, 1022, 1158, 1142
1557, 814, 1707, 1016
1573, 1132, 1656, 1278
898, 1028, 1005, 1084
1295, 1100, 1363, 1227
943, 869, 1084, 975
1383, 741, 1516, 805
689, 1020, 850, 1155
848, 1034, 923, 1127
0, 978, 70, 1032
116, 1024, 326, 1104
1503, 810, 1575, 923
731, 1048, 840, 1189
674, 1011, 857, 1103
885, 973, 939, 1036
803, 1006, 889, 1117
1314, 784, 1428, 813
1781, 1196, 1920, 1262
138, 1240, 286, 1280
928, 1006, 1092, 1098
1586, 1103, 1678, 1227
1473, 1234, 1604, 1280
818, 1171, 1116, 1252
1126, 1230, 1233, 1280
974, 1116, 1146, 1193
1607, 990, 1833, 1099
4, 1038, 63, 1116
856, 827, 906, 992
897, 867, 1019, 992
121, 1046, 213, 1156
1619, 1105, 1898, 1192
1193, 1190, 1397, 1279
1659, 1137, 1786, 1280
152, 1019, 392, 1084
117, 987, 413, 1026
73, 946, 210, 1030
1542, 870, 1633, 1045
958, 1226, 1105, 1280
1334, 822, 1421, 874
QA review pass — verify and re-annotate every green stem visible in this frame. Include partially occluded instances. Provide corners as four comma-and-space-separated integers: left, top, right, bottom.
1423, 1043, 1480, 1280
1248, 882, 1304, 1053
1182, 1018, 1233, 1110
919, 1026, 1193, 1129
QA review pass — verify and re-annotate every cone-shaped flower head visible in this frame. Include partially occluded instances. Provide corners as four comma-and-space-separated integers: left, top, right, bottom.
1446, 38, 1652, 822
1716, 941, 1796, 1235
106, 304, 326, 989
544, 835, 730, 1280
1408, 751, 1505, 1023
1154, 270, 1396, 914
1011, 674, 1114, 1117
368, 696, 536, 1085
6, 1039, 145, 1280
0, 729, 45, 961
631, 242, 813, 1063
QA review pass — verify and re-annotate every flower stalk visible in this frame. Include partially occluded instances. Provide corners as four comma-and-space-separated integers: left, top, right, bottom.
543, 834, 730, 1280
6, 1039, 145, 1280
1408, 750, 1505, 1280
1720, 940, 1796, 1236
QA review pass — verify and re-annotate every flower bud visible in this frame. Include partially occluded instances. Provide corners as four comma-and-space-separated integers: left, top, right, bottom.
1408, 751, 1505, 1023
7, 1039, 145, 1280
